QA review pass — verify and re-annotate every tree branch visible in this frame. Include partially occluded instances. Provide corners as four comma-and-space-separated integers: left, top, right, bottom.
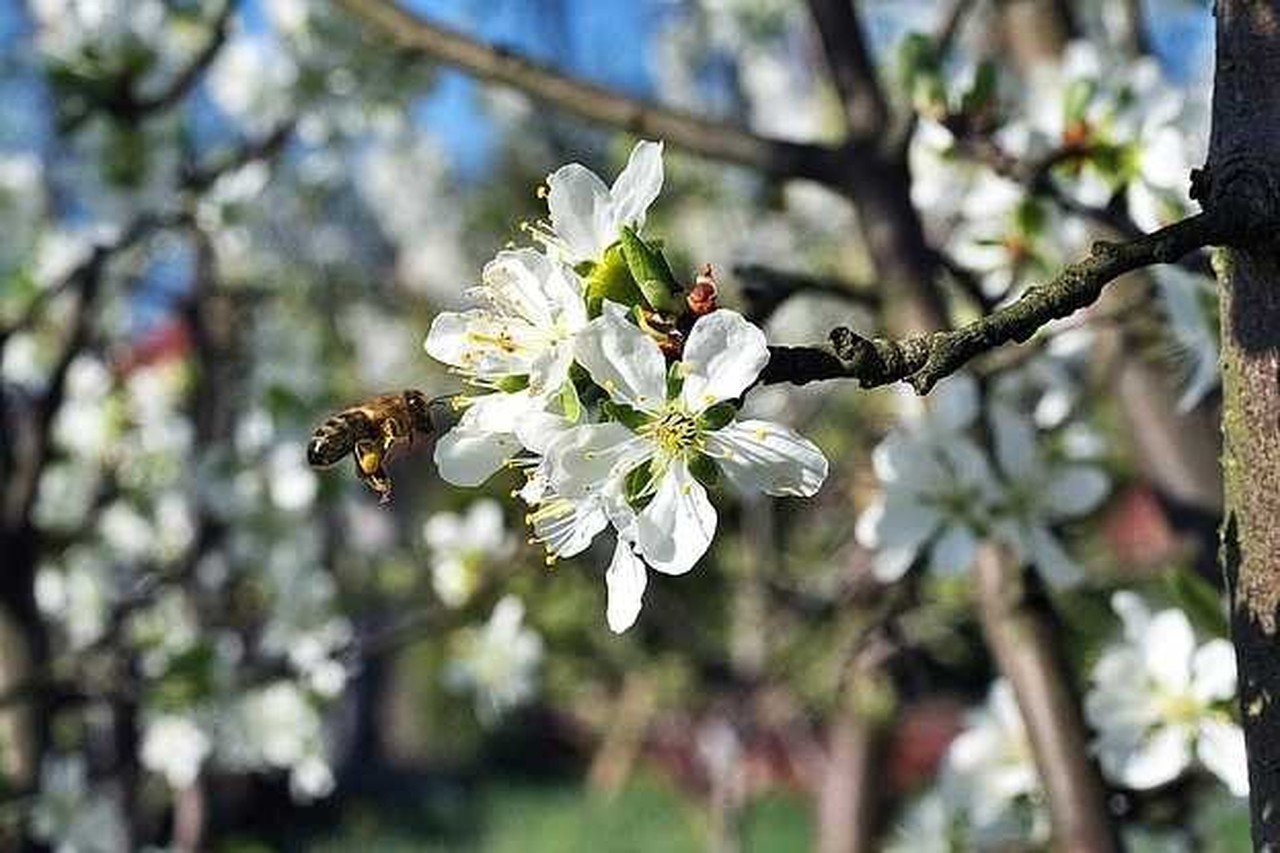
61, 0, 237, 133
734, 263, 880, 323
331, 0, 841, 181
974, 545, 1118, 852
804, 0, 889, 139
759, 212, 1223, 392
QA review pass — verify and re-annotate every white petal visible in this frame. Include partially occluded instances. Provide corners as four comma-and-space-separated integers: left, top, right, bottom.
704, 419, 827, 497
425, 310, 543, 378
1144, 610, 1196, 692
482, 249, 558, 327
433, 426, 520, 487
544, 422, 650, 498
1043, 465, 1110, 519
859, 493, 940, 583
1140, 126, 1191, 190
574, 302, 668, 410
930, 373, 979, 432
514, 411, 573, 455
423, 513, 462, 550
465, 500, 508, 551
635, 458, 716, 575
1116, 725, 1192, 790
928, 523, 978, 575
1024, 524, 1085, 588
990, 406, 1040, 481
605, 539, 648, 633
1112, 591, 1152, 642
531, 495, 608, 559
423, 310, 479, 368
546, 163, 614, 263
1197, 719, 1249, 797
679, 310, 769, 412
608, 140, 664, 232
527, 342, 575, 397
1191, 639, 1237, 704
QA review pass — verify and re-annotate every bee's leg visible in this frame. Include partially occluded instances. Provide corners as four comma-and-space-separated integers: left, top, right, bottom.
380, 417, 405, 452
354, 439, 393, 502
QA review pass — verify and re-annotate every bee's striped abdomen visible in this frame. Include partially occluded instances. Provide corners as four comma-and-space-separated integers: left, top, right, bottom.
307, 411, 369, 467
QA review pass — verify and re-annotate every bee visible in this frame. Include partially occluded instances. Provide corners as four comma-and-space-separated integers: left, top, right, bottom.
307, 390, 445, 503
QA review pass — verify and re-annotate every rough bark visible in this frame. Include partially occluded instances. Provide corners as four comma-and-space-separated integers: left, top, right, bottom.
1209, 5, 1280, 844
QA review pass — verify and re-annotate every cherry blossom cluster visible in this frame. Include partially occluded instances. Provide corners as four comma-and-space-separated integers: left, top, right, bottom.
424, 141, 829, 632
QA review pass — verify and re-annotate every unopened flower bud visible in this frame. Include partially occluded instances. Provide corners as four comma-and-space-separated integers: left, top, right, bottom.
688, 264, 718, 316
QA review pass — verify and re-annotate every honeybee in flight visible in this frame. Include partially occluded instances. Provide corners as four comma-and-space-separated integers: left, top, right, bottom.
307, 390, 446, 503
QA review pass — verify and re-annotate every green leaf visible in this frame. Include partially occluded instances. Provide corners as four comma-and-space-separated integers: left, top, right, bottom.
698, 402, 736, 431
620, 227, 681, 312
666, 361, 684, 400
584, 243, 643, 316
960, 61, 998, 116
1063, 78, 1096, 125
1014, 197, 1048, 236
896, 32, 938, 88
602, 400, 649, 431
1165, 568, 1230, 638
624, 461, 655, 507
560, 378, 582, 423
688, 453, 721, 489
494, 374, 530, 393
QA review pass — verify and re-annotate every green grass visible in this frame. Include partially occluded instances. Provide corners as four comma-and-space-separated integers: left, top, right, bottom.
296, 774, 811, 852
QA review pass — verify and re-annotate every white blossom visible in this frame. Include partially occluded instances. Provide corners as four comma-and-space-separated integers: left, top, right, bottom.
1154, 266, 1219, 411
425, 248, 589, 486
857, 374, 1107, 587
445, 595, 543, 721
947, 171, 1085, 300
140, 714, 211, 790
542, 140, 664, 264
1085, 592, 1247, 797
941, 680, 1048, 845
855, 374, 998, 582
29, 755, 129, 853
422, 499, 516, 608
986, 406, 1110, 588
208, 34, 297, 135
1016, 41, 1203, 231
536, 304, 826, 631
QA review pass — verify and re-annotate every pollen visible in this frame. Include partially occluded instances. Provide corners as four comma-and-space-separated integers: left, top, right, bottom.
536, 183, 549, 199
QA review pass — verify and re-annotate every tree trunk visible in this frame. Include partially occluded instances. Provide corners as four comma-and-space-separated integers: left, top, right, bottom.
816, 709, 883, 853
1208, 2, 1280, 844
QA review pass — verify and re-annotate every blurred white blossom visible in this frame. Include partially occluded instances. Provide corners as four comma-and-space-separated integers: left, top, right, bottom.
423, 499, 516, 608
941, 680, 1048, 845
445, 595, 543, 722
140, 714, 211, 790
29, 755, 129, 853
1086, 592, 1247, 797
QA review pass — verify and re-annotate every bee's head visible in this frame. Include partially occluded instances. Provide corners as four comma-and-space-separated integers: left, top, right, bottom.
404, 390, 435, 434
